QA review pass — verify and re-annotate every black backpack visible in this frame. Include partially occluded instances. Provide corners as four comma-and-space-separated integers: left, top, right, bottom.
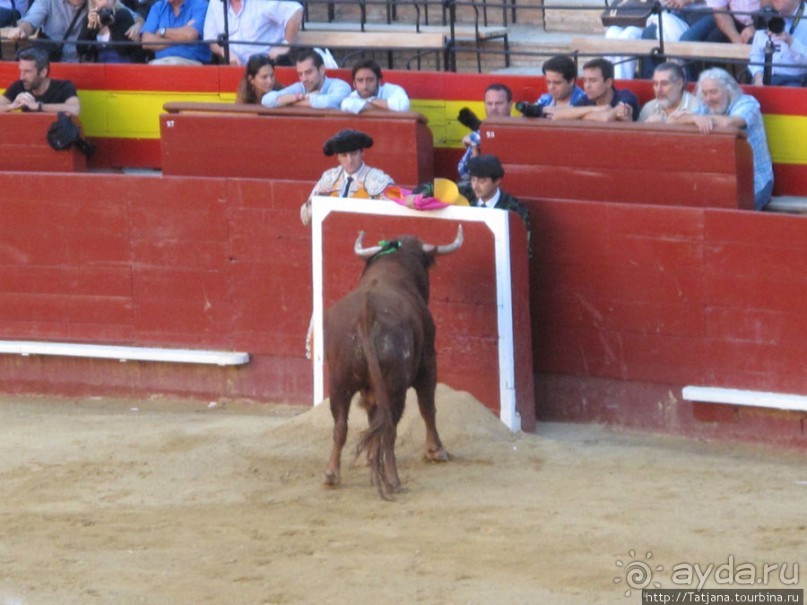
47, 112, 94, 157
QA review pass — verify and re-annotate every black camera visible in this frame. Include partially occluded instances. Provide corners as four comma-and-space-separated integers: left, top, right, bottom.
97, 7, 115, 26
457, 107, 482, 132
753, 7, 785, 34
515, 101, 544, 118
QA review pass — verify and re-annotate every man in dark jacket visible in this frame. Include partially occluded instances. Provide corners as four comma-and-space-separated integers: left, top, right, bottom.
460, 154, 532, 256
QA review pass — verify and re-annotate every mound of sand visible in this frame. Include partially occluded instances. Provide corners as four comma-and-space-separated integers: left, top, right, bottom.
266, 383, 513, 459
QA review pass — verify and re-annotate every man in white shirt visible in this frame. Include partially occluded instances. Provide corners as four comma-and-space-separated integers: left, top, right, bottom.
262, 49, 350, 109
340, 59, 411, 113
203, 0, 302, 65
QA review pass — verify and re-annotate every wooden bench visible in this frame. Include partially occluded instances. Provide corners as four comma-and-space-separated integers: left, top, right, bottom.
0, 112, 88, 172
570, 36, 751, 74
479, 117, 755, 210
302, 21, 510, 70
295, 29, 448, 70
766, 195, 807, 214
160, 102, 434, 185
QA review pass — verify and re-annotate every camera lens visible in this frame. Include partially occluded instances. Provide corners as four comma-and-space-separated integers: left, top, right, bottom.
98, 7, 114, 26
516, 102, 544, 118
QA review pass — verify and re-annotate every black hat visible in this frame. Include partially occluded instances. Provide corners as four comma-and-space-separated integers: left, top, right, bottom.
467, 154, 504, 180
322, 130, 374, 156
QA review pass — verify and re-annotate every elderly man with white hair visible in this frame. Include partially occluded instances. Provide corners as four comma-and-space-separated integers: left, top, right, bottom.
670, 67, 773, 210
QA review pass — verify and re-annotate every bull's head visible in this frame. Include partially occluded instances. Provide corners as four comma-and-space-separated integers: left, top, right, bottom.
354, 225, 464, 259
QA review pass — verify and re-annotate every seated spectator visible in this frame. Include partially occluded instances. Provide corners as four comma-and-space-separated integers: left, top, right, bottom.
141, 0, 209, 65
458, 154, 531, 256
679, 0, 760, 79
203, 0, 303, 66
6, 0, 142, 62
77, 0, 145, 63
550, 58, 640, 122
748, 0, 807, 86
639, 62, 702, 122
261, 49, 350, 109
299, 129, 394, 226
236, 54, 281, 104
121, 0, 152, 19
340, 59, 411, 114
457, 82, 513, 181
535, 54, 586, 117
0, 47, 80, 114
605, 0, 704, 80
670, 68, 773, 209
0, 0, 27, 27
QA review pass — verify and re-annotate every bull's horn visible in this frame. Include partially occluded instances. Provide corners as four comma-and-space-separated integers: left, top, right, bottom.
354, 231, 383, 258
423, 225, 464, 255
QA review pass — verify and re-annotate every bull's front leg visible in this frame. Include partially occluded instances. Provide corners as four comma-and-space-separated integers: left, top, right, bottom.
325, 393, 351, 486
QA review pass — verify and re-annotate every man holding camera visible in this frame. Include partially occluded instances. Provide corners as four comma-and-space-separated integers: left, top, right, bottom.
748, 0, 807, 85
456, 82, 513, 181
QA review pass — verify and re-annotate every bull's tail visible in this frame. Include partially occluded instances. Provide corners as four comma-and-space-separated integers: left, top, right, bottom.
354, 293, 398, 501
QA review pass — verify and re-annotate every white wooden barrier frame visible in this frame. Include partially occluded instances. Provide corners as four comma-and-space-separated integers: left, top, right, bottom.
0, 341, 249, 366
683, 386, 807, 413
311, 196, 521, 432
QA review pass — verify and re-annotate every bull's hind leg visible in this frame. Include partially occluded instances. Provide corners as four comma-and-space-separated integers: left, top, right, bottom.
381, 391, 407, 494
414, 382, 449, 462
325, 391, 351, 487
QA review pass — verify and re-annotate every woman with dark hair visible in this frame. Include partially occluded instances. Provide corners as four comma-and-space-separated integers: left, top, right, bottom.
236, 54, 281, 104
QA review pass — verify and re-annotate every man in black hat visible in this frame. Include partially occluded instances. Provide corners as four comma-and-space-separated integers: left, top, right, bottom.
299, 129, 394, 226
460, 154, 531, 256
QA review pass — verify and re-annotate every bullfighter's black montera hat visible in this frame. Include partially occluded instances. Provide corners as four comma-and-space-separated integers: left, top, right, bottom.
467, 154, 505, 180
323, 130, 374, 156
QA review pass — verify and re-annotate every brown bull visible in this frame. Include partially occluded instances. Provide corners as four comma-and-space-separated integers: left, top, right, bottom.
323, 226, 463, 500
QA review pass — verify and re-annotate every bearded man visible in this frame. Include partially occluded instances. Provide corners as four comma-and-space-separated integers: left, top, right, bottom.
639, 62, 702, 123
0, 48, 80, 115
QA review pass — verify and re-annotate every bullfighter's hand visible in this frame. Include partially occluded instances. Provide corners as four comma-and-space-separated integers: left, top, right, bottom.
300, 200, 312, 226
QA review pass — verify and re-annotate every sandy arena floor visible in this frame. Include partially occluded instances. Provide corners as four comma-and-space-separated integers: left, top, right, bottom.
0, 385, 803, 605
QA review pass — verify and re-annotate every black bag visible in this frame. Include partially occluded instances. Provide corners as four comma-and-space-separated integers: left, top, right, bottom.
47, 112, 94, 157
600, 0, 655, 28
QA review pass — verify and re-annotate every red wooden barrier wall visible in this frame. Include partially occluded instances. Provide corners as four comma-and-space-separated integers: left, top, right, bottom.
0, 170, 805, 443
0, 172, 530, 427
0, 113, 87, 172
160, 105, 435, 186
530, 199, 807, 447
481, 118, 755, 210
